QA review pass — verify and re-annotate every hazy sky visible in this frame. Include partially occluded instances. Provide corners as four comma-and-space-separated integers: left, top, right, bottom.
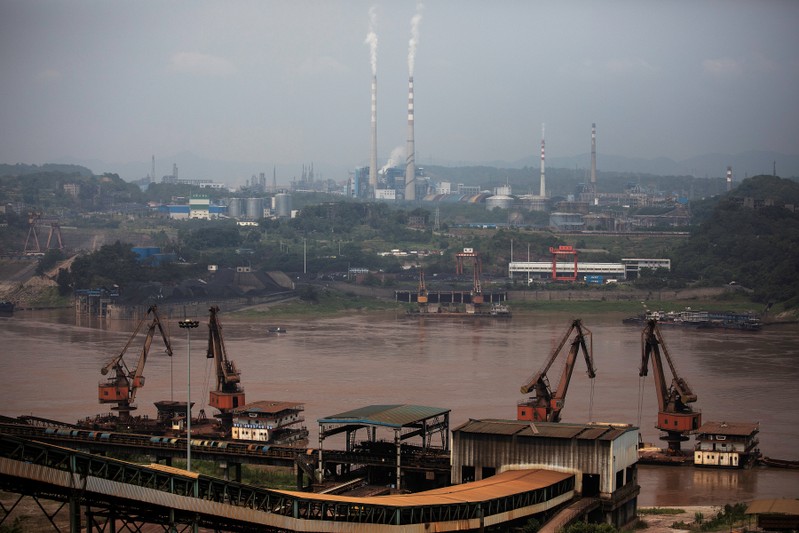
1, 0, 797, 180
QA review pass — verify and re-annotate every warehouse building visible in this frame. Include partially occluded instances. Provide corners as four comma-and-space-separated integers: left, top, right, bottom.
451, 419, 640, 528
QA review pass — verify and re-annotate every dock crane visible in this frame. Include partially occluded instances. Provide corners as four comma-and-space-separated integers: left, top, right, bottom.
417, 268, 428, 306
206, 306, 245, 431
98, 305, 173, 419
517, 319, 597, 422
640, 318, 701, 455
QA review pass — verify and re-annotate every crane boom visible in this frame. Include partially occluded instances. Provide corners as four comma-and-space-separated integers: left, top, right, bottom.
639, 319, 701, 454
206, 306, 245, 429
517, 319, 596, 422
98, 305, 173, 419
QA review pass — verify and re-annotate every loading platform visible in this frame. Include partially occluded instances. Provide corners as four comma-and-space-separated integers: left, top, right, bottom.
0, 433, 576, 532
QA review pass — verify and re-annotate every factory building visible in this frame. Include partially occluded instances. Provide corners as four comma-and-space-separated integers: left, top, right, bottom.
509, 258, 669, 281
451, 419, 640, 529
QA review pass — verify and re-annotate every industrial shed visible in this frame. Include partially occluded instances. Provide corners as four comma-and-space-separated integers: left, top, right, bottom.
746, 499, 799, 531
317, 404, 450, 491
451, 419, 639, 528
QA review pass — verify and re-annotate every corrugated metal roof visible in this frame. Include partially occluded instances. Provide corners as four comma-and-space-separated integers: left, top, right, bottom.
233, 400, 304, 415
451, 419, 525, 436
456, 419, 636, 442
276, 468, 573, 506
319, 404, 450, 429
697, 421, 759, 437
746, 499, 799, 515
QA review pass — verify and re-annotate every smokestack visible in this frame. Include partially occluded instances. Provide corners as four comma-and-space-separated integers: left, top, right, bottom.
404, 76, 416, 201
539, 123, 546, 197
151, 155, 155, 183
590, 123, 597, 185
726, 166, 733, 192
369, 75, 378, 195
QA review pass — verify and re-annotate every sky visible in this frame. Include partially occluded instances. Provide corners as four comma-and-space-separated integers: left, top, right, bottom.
1, 0, 798, 183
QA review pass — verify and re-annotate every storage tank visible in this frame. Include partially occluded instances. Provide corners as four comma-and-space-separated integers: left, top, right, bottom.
485, 195, 514, 210
274, 193, 292, 218
245, 197, 265, 220
227, 198, 243, 219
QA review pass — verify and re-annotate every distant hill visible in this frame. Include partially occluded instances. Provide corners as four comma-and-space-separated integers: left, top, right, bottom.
672, 175, 799, 308
0, 163, 93, 177
26, 149, 799, 186
513, 150, 799, 180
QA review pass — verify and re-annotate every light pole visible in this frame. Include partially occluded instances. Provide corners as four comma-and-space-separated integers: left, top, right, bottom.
179, 318, 199, 471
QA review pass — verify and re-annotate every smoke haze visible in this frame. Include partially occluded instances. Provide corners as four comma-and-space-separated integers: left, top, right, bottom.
407, 3, 423, 75
365, 6, 378, 76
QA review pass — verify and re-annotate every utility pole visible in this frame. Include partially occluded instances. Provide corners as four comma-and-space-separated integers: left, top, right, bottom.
179, 318, 199, 471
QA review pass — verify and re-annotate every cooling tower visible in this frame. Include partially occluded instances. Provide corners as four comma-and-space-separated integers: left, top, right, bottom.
404, 77, 416, 201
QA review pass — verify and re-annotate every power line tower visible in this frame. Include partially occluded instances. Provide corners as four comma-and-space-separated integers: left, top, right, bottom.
434, 205, 440, 231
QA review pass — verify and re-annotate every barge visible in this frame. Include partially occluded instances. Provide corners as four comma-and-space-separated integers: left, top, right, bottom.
623, 309, 762, 331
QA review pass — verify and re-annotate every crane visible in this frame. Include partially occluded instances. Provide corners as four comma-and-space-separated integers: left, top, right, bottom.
98, 305, 173, 419
639, 318, 701, 455
517, 319, 596, 422
206, 306, 245, 430
417, 268, 428, 305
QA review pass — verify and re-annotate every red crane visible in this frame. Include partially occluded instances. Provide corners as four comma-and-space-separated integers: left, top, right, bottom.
639, 318, 701, 455
206, 306, 245, 430
517, 319, 597, 422
98, 305, 173, 419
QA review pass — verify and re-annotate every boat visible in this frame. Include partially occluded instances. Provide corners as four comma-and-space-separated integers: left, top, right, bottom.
489, 303, 512, 317
407, 302, 511, 319
622, 308, 761, 331
0, 301, 14, 316
267, 326, 287, 334
759, 456, 799, 469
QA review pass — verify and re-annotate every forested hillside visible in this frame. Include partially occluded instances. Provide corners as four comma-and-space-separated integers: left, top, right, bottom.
673, 175, 799, 308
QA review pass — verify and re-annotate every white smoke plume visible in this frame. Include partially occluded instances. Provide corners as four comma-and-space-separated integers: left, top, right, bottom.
365, 6, 378, 76
381, 146, 406, 174
407, 2, 423, 75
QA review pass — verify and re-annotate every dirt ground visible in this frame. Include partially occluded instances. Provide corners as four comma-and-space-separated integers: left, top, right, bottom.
637, 506, 746, 533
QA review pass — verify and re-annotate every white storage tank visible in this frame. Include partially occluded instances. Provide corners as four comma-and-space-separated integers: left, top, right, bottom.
246, 197, 265, 220
227, 198, 243, 219
485, 194, 514, 210
274, 193, 292, 218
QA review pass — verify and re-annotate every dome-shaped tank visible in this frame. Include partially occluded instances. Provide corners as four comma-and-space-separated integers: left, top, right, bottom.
485, 194, 514, 210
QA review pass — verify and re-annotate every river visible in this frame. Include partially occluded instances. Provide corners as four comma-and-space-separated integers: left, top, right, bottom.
1, 307, 797, 506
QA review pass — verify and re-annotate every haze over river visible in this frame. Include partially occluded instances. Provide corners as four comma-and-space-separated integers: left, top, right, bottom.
1, 308, 797, 505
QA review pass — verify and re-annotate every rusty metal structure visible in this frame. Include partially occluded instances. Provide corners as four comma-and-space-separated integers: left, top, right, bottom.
517, 319, 596, 422
455, 248, 483, 306
639, 318, 701, 455
0, 432, 578, 532
550, 245, 578, 281
98, 305, 173, 419
206, 306, 245, 430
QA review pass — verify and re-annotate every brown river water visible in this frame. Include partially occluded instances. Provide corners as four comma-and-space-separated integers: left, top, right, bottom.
1, 307, 797, 506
